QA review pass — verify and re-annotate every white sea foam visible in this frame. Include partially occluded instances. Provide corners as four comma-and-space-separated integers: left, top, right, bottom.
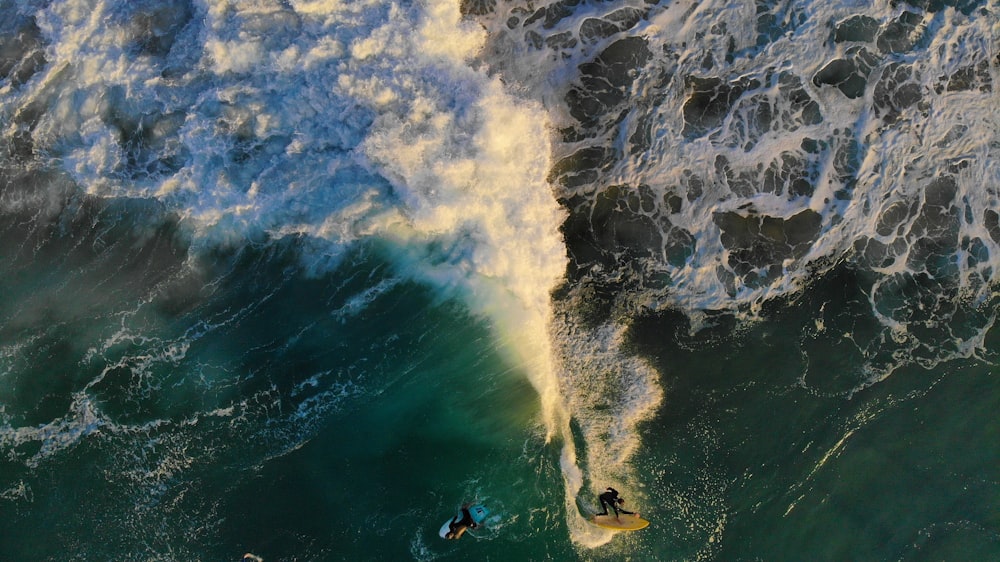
0, 393, 105, 468
502, 5, 995, 326
15, 0, 568, 356
480, 0, 1000, 311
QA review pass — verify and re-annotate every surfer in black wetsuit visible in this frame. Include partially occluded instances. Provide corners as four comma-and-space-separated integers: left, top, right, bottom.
596, 487, 635, 519
445, 503, 479, 539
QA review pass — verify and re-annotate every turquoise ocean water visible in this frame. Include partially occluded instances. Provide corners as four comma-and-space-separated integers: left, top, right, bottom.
1, 0, 998, 560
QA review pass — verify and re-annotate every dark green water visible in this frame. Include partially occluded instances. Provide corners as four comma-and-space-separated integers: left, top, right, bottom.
0, 204, 570, 560
624, 269, 1000, 561
2, 200, 997, 561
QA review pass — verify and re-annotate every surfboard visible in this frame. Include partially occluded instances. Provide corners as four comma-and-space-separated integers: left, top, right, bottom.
439, 504, 489, 538
590, 513, 650, 531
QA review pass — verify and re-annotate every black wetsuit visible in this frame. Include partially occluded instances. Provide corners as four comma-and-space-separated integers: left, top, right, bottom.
449, 507, 478, 533
597, 488, 634, 517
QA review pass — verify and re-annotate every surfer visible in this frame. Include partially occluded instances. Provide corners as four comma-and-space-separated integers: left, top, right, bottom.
596, 487, 636, 519
241, 554, 263, 562
444, 502, 479, 539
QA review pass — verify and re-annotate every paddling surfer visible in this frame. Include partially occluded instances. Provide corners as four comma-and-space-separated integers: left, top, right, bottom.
444, 503, 479, 539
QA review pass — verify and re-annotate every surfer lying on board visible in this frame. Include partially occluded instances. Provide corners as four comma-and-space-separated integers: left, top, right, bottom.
597, 487, 636, 519
444, 503, 479, 539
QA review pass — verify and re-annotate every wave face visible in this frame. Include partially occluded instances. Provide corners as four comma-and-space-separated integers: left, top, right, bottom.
1, 0, 999, 558
1, 4, 570, 412
0, 0, 573, 549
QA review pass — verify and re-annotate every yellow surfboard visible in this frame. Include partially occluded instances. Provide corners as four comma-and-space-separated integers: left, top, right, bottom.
590, 513, 650, 531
